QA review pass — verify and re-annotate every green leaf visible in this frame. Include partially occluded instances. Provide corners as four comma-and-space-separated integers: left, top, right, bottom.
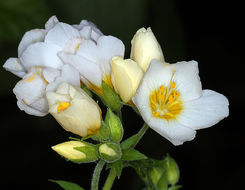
112, 160, 123, 179
102, 80, 122, 111
49, 180, 84, 190
105, 109, 123, 143
121, 134, 139, 150
122, 149, 147, 161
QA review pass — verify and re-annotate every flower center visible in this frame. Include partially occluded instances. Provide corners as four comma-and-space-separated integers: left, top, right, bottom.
149, 76, 182, 120
57, 102, 71, 113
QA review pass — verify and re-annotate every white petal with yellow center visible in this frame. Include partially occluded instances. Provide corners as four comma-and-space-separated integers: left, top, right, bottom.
133, 60, 229, 145
47, 83, 101, 137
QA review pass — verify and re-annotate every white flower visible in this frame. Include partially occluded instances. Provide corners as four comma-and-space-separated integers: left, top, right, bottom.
110, 56, 143, 103
130, 27, 164, 72
73, 19, 103, 42
13, 64, 80, 116
133, 60, 229, 145
3, 16, 102, 77
46, 83, 102, 137
58, 35, 125, 95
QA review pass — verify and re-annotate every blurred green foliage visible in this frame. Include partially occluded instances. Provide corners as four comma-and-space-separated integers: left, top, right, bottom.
0, 0, 50, 43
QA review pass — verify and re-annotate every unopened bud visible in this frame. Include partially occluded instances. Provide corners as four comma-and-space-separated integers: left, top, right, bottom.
52, 140, 99, 163
105, 109, 123, 143
165, 155, 179, 185
98, 143, 122, 163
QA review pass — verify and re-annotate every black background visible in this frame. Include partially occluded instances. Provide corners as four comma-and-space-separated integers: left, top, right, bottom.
0, 0, 243, 189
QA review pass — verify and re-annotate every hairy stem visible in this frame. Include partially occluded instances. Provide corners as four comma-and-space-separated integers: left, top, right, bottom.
102, 168, 117, 190
91, 160, 105, 190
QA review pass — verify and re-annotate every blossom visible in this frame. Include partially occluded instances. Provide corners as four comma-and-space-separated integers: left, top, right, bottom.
110, 56, 143, 103
3, 15, 102, 77
13, 64, 80, 116
130, 27, 164, 72
46, 83, 102, 137
3, 16, 102, 116
133, 60, 229, 145
58, 35, 125, 96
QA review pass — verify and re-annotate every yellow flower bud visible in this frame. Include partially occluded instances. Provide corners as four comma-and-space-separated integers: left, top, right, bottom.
52, 141, 86, 160
111, 56, 143, 103
52, 140, 99, 163
46, 82, 101, 137
130, 27, 164, 72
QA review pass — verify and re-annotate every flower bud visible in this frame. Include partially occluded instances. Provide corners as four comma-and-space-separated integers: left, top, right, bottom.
111, 56, 143, 103
52, 140, 99, 163
164, 155, 179, 185
98, 143, 122, 163
105, 109, 123, 143
148, 167, 168, 190
46, 82, 101, 137
130, 27, 164, 72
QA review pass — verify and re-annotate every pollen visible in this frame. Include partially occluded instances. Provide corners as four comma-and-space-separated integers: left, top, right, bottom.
57, 102, 71, 113
149, 79, 182, 120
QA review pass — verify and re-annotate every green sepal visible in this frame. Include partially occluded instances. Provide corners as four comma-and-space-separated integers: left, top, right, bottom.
121, 149, 147, 161
49, 179, 84, 190
102, 80, 122, 111
164, 154, 179, 185
98, 142, 122, 163
87, 122, 110, 142
121, 134, 139, 150
105, 108, 123, 143
73, 143, 99, 163
112, 160, 123, 179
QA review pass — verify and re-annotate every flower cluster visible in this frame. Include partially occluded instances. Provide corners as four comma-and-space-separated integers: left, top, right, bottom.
3, 16, 229, 146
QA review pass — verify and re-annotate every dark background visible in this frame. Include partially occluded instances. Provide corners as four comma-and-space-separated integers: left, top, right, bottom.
0, 0, 243, 189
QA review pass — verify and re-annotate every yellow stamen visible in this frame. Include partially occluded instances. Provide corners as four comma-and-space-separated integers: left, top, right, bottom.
26, 75, 35, 82
171, 81, 176, 89
160, 85, 164, 93
149, 80, 182, 120
57, 102, 71, 113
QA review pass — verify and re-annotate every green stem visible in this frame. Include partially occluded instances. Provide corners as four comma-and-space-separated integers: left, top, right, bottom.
102, 168, 117, 190
131, 123, 149, 148
91, 160, 105, 190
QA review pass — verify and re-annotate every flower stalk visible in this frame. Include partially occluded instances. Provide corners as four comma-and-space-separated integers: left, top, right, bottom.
102, 168, 117, 190
91, 160, 106, 190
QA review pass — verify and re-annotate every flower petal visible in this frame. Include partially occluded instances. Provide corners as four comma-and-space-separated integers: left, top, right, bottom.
45, 22, 80, 48
42, 67, 60, 83
13, 72, 47, 105
45, 15, 59, 31
46, 64, 80, 92
20, 42, 63, 70
18, 29, 46, 57
3, 58, 26, 78
58, 52, 102, 87
147, 118, 196, 146
171, 61, 202, 101
17, 99, 47, 116
77, 36, 125, 76
178, 89, 229, 130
